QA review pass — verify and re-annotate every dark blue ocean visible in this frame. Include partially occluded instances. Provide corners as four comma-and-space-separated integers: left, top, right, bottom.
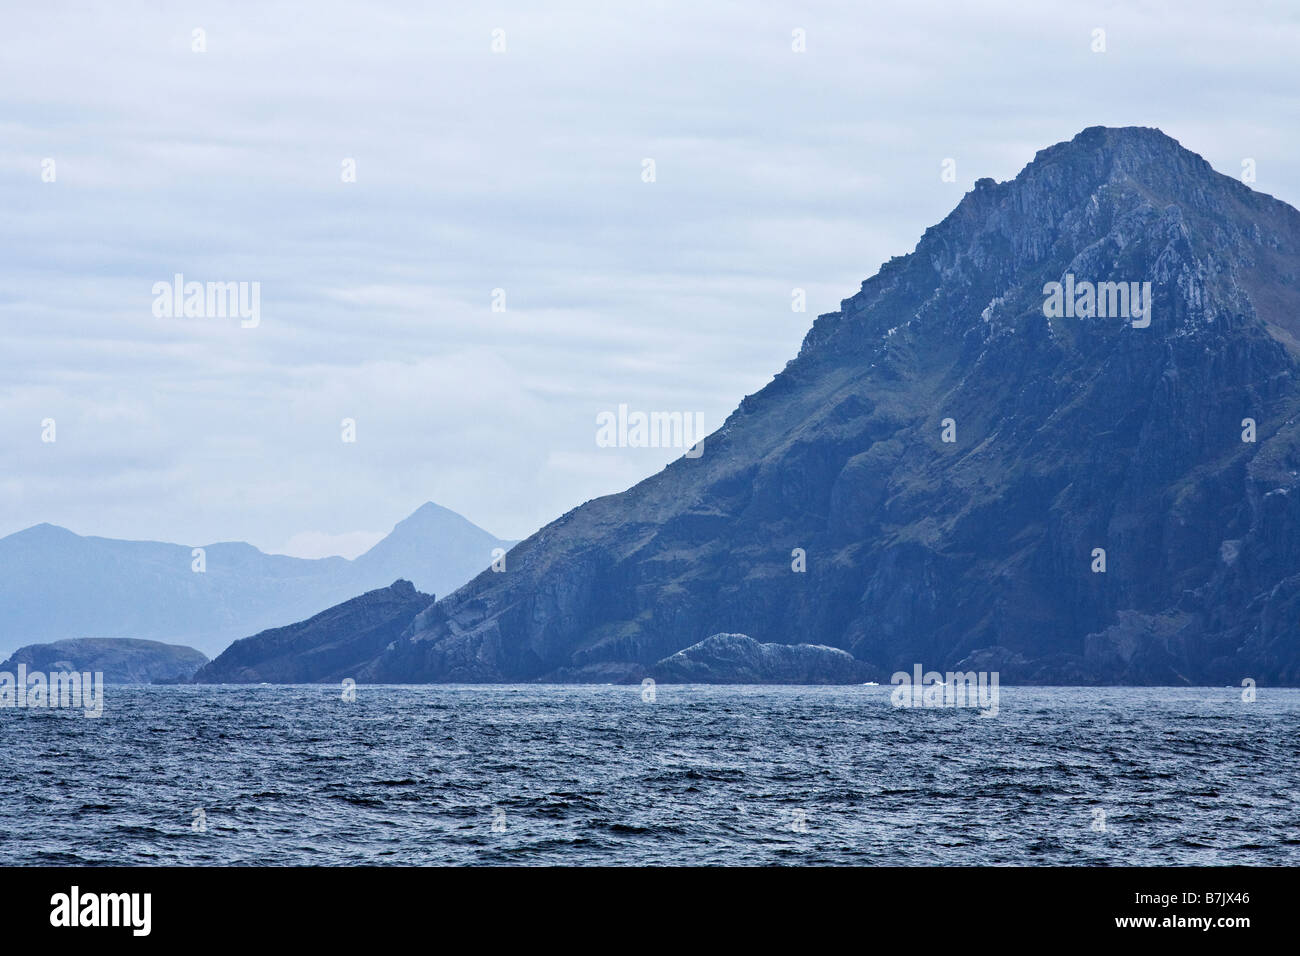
1, 685, 1296, 865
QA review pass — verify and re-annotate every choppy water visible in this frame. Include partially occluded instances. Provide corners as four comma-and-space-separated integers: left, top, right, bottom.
1, 685, 1296, 865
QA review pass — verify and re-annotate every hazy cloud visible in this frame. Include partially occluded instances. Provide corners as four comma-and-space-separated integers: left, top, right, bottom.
3, 0, 1298, 552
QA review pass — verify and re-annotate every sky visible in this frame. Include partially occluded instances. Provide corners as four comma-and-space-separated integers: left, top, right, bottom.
3, 1, 1299, 557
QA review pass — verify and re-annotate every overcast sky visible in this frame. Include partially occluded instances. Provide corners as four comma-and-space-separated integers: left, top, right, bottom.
3, 1, 1298, 557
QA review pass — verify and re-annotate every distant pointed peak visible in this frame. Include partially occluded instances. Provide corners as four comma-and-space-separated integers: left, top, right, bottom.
386, 501, 502, 539
351, 501, 509, 565
408, 501, 459, 519
4, 522, 79, 543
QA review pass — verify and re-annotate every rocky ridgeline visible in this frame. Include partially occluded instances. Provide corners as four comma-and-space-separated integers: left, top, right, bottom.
227, 127, 1300, 685
192, 580, 433, 683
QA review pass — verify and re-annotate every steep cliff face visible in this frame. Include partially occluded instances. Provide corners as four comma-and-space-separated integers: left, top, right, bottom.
193, 580, 433, 684
366, 127, 1300, 685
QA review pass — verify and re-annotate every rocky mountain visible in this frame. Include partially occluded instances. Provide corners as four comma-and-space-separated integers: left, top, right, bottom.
0, 638, 208, 684
653, 633, 869, 683
355, 126, 1300, 685
191, 580, 432, 684
0, 502, 510, 660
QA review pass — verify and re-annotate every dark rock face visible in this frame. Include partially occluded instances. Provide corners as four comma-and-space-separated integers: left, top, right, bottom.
365, 126, 1300, 685
0, 638, 208, 684
192, 580, 433, 683
653, 633, 870, 684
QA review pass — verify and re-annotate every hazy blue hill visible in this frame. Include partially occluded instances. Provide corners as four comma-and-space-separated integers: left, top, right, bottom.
0, 503, 511, 660
0, 637, 208, 684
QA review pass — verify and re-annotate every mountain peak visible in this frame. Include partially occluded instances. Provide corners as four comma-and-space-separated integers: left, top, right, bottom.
350, 502, 513, 598
367, 501, 506, 548
408, 501, 460, 520
7, 522, 77, 542
799, 123, 1300, 368
1058, 124, 1186, 153
363, 129, 1300, 686
1024, 125, 1216, 192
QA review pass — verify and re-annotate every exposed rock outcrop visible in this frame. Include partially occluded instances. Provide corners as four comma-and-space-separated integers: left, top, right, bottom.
653, 633, 871, 683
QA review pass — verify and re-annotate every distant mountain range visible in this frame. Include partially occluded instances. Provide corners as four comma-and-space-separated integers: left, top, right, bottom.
17, 127, 1300, 686
0, 502, 511, 659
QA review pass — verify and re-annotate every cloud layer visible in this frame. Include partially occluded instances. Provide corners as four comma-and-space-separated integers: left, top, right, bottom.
3, 1, 1297, 552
